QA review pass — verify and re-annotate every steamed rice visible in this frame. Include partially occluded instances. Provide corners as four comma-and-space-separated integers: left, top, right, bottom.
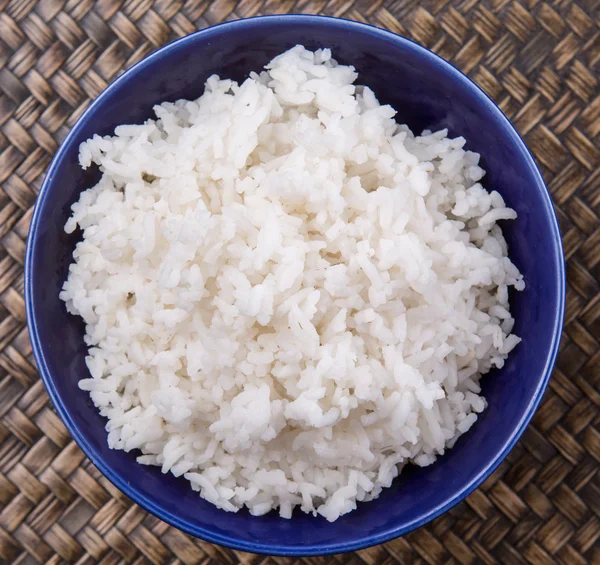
60, 45, 524, 522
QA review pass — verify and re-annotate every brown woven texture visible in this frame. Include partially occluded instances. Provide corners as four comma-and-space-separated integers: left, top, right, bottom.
0, 0, 599, 563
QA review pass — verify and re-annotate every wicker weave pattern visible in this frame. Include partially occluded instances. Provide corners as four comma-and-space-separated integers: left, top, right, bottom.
0, 1, 598, 564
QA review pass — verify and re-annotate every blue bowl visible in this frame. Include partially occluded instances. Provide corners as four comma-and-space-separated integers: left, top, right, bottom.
25, 15, 565, 556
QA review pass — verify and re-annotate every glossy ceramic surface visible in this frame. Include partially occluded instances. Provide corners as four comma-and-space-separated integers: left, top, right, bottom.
25, 15, 565, 556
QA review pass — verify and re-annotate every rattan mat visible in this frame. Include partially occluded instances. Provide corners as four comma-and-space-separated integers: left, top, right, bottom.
0, 1, 599, 564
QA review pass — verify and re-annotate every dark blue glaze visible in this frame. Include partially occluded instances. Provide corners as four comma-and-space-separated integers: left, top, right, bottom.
25, 15, 565, 556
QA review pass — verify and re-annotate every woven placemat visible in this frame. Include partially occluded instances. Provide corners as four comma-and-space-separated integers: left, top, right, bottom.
0, 1, 599, 564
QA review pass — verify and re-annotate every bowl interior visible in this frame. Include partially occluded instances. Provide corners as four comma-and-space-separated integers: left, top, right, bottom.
27, 16, 564, 555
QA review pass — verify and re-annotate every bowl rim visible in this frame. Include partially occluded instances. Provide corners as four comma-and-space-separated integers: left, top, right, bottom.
25, 13, 566, 556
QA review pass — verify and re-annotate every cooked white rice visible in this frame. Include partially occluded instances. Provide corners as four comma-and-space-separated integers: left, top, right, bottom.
60, 45, 524, 522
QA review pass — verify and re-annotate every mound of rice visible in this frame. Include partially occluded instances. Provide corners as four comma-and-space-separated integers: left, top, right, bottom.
61, 45, 524, 522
